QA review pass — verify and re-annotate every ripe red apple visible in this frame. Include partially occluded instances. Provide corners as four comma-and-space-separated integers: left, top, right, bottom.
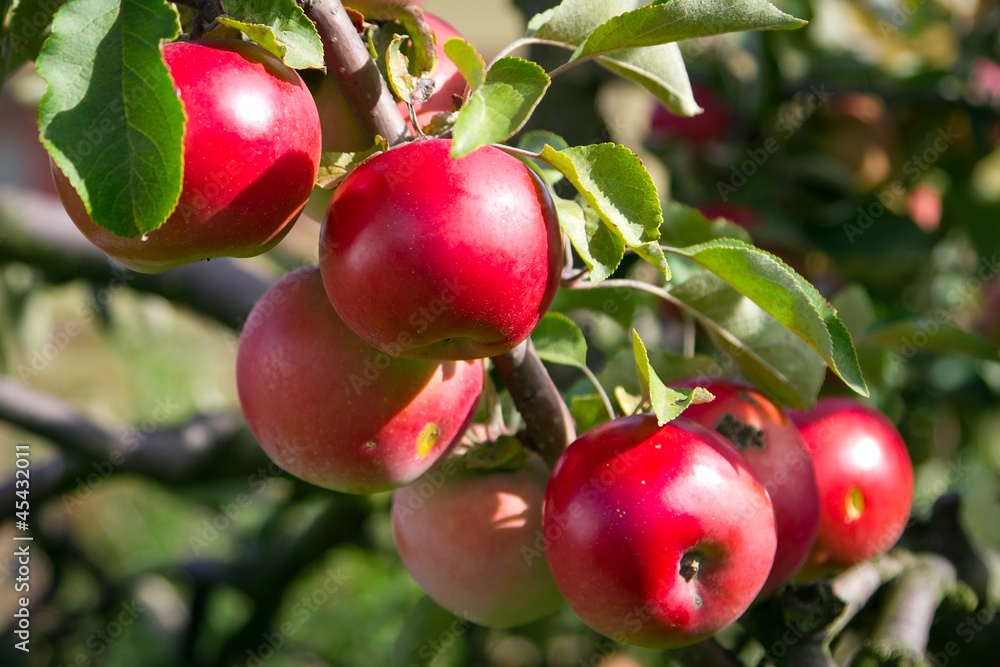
672, 379, 821, 597
392, 453, 564, 628
790, 397, 914, 579
543, 415, 776, 648
319, 138, 562, 360
236, 265, 482, 494
315, 13, 465, 151
52, 39, 321, 273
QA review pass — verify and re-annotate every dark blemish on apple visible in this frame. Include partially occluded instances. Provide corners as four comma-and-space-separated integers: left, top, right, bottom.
715, 414, 765, 451
679, 552, 701, 582
364, 440, 378, 450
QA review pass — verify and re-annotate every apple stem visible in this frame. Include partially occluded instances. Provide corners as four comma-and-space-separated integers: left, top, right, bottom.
491, 339, 576, 468
300, 0, 410, 145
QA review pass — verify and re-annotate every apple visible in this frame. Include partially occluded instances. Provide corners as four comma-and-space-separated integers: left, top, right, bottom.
52, 38, 321, 274
314, 12, 465, 152
392, 452, 564, 628
319, 138, 562, 361
790, 397, 914, 580
672, 379, 821, 597
236, 265, 483, 494
542, 415, 776, 648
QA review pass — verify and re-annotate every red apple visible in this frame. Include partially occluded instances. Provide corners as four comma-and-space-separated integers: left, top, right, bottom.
791, 397, 914, 579
392, 452, 564, 628
672, 379, 821, 597
319, 138, 562, 360
52, 39, 321, 273
543, 415, 776, 648
236, 265, 482, 494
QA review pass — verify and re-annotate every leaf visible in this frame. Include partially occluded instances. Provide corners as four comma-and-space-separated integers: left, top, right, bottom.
532, 312, 588, 367
571, 393, 613, 432
386, 34, 435, 105
554, 197, 624, 282
395, 5, 437, 76
216, 0, 324, 70
464, 434, 527, 471
531, 1, 699, 115
450, 56, 550, 159
393, 596, 468, 667
316, 138, 388, 190
632, 329, 712, 425
670, 271, 826, 409
539, 143, 668, 278
37, 0, 184, 239
614, 385, 643, 416
443, 37, 485, 92
863, 321, 999, 361
2, 0, 65, 86
571, 0, 805, 62
660, 201, 752, 247
517, 130, 569, 184
665, 239, 867, 396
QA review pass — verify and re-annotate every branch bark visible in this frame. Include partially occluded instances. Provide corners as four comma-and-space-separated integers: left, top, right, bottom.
491, 340, 576, 468
301, 0, 410, 145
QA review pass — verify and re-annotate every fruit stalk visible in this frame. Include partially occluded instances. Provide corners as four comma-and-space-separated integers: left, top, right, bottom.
300, 0, 410, 145
491, 340, 576, 468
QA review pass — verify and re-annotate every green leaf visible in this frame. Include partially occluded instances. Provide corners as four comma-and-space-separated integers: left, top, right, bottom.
863, 321, 999, 361
539, 143, 668, 278
660, 201, 752, 247
531, 1, 699, 115
632, 329, 711, 425
665, 239, 867, 396
571, 393, 613, 432
443, 37, 485, 92
615, 385, 643, 416
37, 0, 184, 239
570, 0, 806, 62
532, 312, 588, 367
464, 434, 527, 471
2, 0, 65, 86
316, 138, 388, 190
670, 272, 826, 408
386, 34, 434, 105
517, 130, 569, 184
216, 0, 323, 70
450, 56, 550, 159
554, 197, 624, 283
393, 596, 468, 667
396, 5, 437, 76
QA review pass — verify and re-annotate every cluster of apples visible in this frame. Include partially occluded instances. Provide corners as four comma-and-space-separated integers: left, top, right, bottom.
46, 3, 915, 649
